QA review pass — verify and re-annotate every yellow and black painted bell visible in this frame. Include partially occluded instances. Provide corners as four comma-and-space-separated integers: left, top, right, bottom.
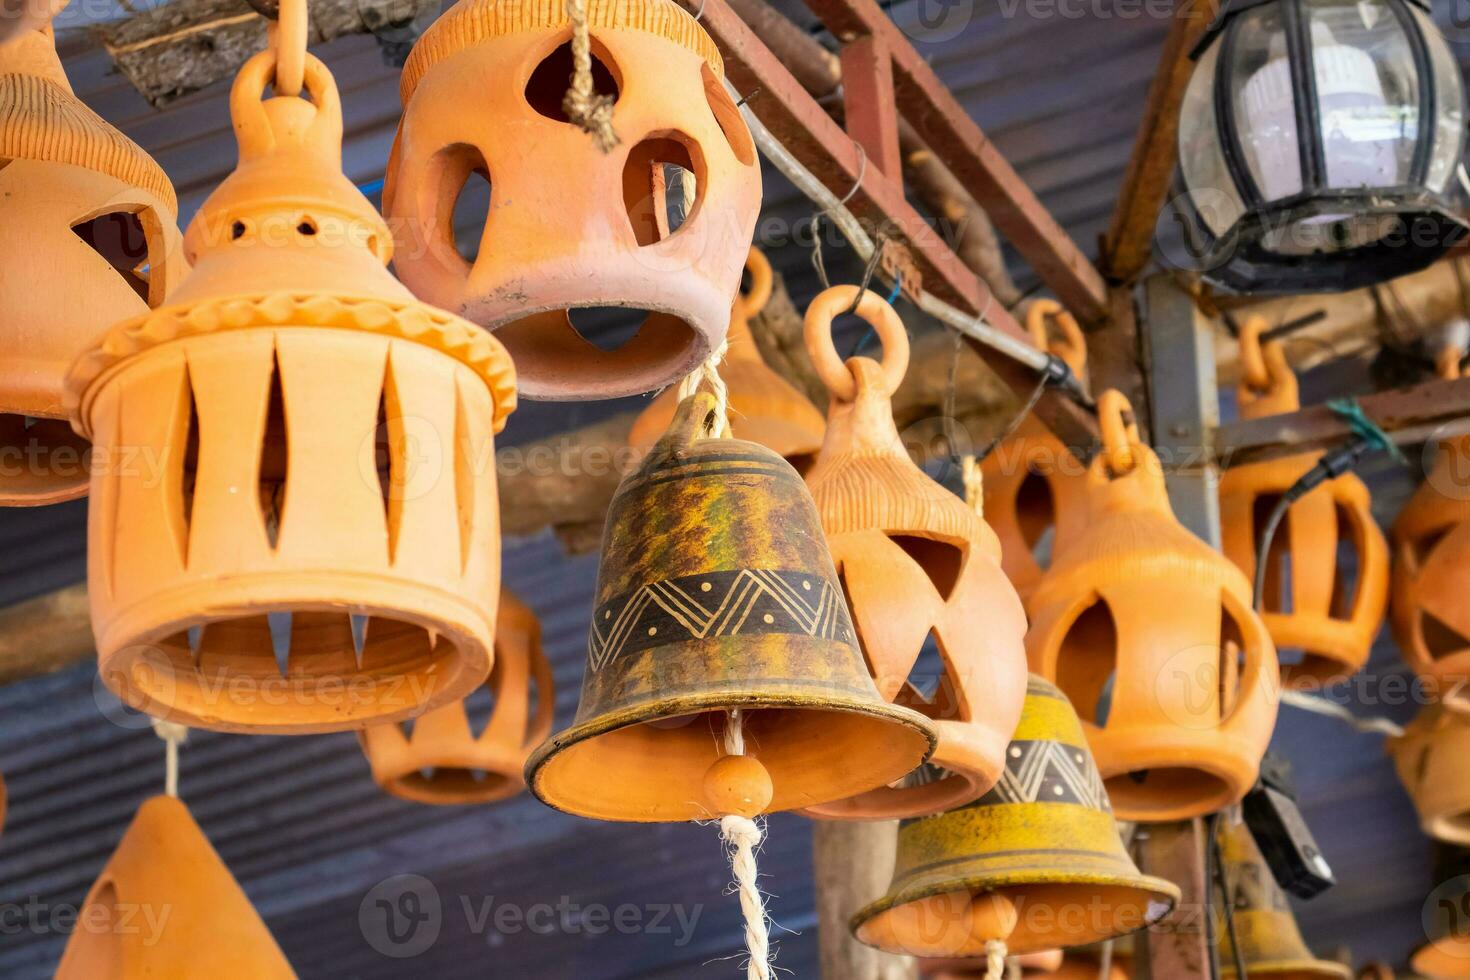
1217, 818, 1350, 980
851, 676, 1178, 957
524, 391, 936, 822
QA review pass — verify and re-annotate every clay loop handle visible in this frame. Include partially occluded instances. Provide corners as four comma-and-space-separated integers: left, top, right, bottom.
804, 285, 909, 402
1026, 299, 1087, 381
1098, 389, 1143, 478
1238, 316, 1293, 396
265, 0, 307, 97
742, 247, 773, 318
231, 49, 340, 159
1437, 344, 1466, 380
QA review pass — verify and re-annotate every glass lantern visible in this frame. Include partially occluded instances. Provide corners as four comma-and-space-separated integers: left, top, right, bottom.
1174, 0, 1468, 293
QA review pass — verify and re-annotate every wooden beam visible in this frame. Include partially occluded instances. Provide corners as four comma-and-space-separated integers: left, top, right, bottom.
839, 35, 902, 180
813, 821, 916, 980
1134, 819, 1212, 980
0, 583, 92, 685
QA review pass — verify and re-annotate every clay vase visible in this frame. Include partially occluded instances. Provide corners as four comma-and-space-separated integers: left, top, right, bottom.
63, 45, 517, 733
525, 391, 936, 822
1216, 819, 1350, 980
360, 589, 554, 804
1390, 704, 1470, 846
1219, 317, 1388, 686
981, 300, 1091, 606
1392, 352, 1470, 707
384, 0, 762, 400
797, 285, 1027, 820
851, 676, 1179, 959
55, 795, 295, 978
0, 13, 184, 506
628, 247, 825, 470
1027, 390, 1279, 823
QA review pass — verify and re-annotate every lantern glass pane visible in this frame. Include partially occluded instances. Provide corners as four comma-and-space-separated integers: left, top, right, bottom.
1414, 5, 1467, 194
1179, 41, 1246, 237
1232, 5, 1305, 201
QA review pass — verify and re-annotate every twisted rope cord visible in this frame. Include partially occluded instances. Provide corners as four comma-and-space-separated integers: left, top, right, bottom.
961, 454, 983, 516
677, 338, 731, 438
150, 718, 189, 798
719, 709, 772, 980
985, 939, 1007, 980
563, 0, 619, 152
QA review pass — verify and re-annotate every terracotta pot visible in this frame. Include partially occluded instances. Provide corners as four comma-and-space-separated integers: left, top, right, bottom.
851, 676, 1179, 959
0, 15, 184, 506
628, 247, 825, 469
361, 589, 554, 804
55, 795, 295, 978
981, 300, 1091, 606
797, 285, 1027, 820
1390, 704, 1470, 846
385, 0, 762, 400
1027, 390, 1279, 823
64, 45, 517, 733
1219, 318, 1388, 686
525, 390, 936, 822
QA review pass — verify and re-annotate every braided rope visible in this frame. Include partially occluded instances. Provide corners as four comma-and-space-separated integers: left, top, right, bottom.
985, 939, 1007, 980
562, 0, 619, 151
677, 338, 731, 438
719, 710, 772, 980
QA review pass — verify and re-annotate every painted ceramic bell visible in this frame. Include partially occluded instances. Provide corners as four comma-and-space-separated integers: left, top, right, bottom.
0, 11, 184, 506
361, 589, 554, 804
1220, 318, 1387, 686
64, 36, 517, 733
55, 795, 295, 978
981, 300, 1090, 605
1391, 704, 1470, 846
1216, 819, 1349, 980
797, 285, 1027, 820
852, 676, 1179, 958
628, 247, 825, 469
525, 391, 936, 822
1392, 349, 1470, 705
384, 0, 762, 400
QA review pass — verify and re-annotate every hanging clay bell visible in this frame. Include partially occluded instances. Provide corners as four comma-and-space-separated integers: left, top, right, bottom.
981, 300, 1091, 605
525, 390, 936, 821
360, 589, 554, 804
63, 36, 517, 733
628, 247, 825, 469
56, 795, 295, 978
1392, 349, 1470, 706
798, 285, 1027, 820
0, 10, 184, 505
384, 0, 762, 399
1390, 703, 1470, 847
852, 676, 1179, 958
1219, 317, 1388, 686
1217, 818, 1350, 979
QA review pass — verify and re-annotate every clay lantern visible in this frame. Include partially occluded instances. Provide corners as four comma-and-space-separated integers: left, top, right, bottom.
1220, 318, 1388, 686
798, 285, 1027, 820
56, 795, 295, 978
1391, 704, 1470, 847
64, 26, 517, 733
361, 590, 554, 804
0, 12, 184, 506
981, 300, 1090, 606
385, 0, 762, 399
628, 247, 825, 470
1027, 390, 1279, 823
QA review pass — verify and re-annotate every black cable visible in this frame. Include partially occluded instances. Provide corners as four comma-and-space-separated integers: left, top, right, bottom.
1205, 812, 1224, 980
1209, 814, 1250, 980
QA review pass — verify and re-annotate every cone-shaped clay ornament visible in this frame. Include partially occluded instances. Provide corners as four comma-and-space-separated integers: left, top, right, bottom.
798, 285, 1027, 820
64, 30, 516, 733
526, 390, 936, 822
852, 676, 1179, 958
1391, 704, 1470, 846
385, 0, 762, 399
1220, 318, 1388, 686
56, 795, 295, 978
1027, 391, 1279, 822
1217, 819, 1350, 979
361, 590, 554, 804
629, 248, 825, 469
0, 9, 184, 505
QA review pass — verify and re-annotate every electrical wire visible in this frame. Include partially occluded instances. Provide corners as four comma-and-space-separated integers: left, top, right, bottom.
1209, 814, 1249, 980
1204, 812, 1225, 980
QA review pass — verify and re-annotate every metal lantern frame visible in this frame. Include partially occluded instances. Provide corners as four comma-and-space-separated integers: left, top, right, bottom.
1178, 0, 1468, 294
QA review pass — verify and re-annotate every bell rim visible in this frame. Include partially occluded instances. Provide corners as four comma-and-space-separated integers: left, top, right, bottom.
1222, 959, 1351, 980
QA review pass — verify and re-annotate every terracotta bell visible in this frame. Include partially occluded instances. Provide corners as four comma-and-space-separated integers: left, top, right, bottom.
525, 391, 936, 821
628, 247, 825, 469
1392, 349, 1470, 705
384, 0, 762, 400
0, 12, 184, 506
1027, 390, 1279, 823
63, 32, 517, 733
360, 589, 554, 804
851, 676, 1179, 958
55, 795, 295, 978
1389, 704, 1470, 846
1219, 317, 1388, 686
981, 300, 1091, 605
1216, 818, 1350, 980
797, 285, 1027, 820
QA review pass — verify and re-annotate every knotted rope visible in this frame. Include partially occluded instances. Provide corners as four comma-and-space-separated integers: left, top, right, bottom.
677, 338, 731, 438
985, 939, 1007, 980
962, 453, 983, 515
150, 718, 189, 798
563, 0, 619, 152
719, 709, 772, 980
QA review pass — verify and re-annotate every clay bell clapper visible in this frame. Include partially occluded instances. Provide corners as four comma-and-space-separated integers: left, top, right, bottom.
384, 0, 762, 399
63, 39, 517, 733
852, 677, 1179, 959
525, 391, 936, 821
0, 9, 184, 505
